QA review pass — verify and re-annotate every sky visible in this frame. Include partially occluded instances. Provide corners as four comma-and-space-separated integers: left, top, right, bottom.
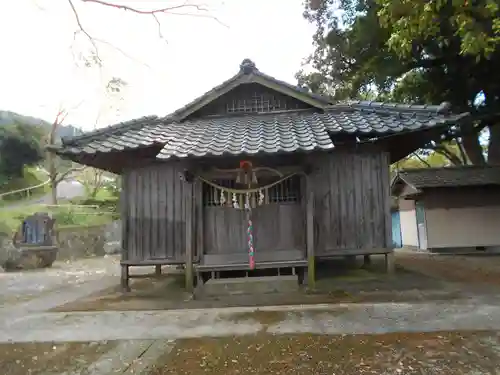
0, 0, 316, 130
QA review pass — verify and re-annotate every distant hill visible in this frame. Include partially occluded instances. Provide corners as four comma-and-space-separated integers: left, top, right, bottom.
0, 110, 84, 139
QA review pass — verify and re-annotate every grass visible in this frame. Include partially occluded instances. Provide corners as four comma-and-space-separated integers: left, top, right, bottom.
0, 167, 49, 206
0, 203, 117, 235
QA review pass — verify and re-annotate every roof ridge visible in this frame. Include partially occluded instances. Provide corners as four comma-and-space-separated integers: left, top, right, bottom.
333, 100, 452, 115
61, 115, 161, 146
399, 165, 500, 174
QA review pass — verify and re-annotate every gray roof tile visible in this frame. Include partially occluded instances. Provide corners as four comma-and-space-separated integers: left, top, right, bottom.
55, 108, 466, 160
396, 166, 500, 190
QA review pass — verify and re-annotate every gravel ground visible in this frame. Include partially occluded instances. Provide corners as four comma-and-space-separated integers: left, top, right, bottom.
150, 331, 500, 375
396, 251, 500, 286
0, 341, 117, 375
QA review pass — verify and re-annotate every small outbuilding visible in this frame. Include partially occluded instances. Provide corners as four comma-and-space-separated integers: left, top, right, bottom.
48, 59, 467, 292
391, 165, 500, 252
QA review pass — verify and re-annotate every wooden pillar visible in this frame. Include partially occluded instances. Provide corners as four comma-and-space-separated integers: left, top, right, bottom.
363, 255, 371, 266
345, 255, 357, 267
155, 265, 162, 276
120, 172, 129, 263
185, 182, 194, 292
385, 252, 395, 274
121, 264, 130, 292
195, 179, 204, 263
306, 189, 316, 289
381, 152, 393, 249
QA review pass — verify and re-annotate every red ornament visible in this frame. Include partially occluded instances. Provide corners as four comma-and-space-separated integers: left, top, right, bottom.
239, 160, 252, 170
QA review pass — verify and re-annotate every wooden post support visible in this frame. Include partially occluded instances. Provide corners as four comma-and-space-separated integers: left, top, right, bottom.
120, 173, 128, 264
185, 184, 194, 292
155, 265, 162, 276
121, 264, 130, 292
363, 255, 371, 266
385, 252, 395, 274
306, 189, 316, 289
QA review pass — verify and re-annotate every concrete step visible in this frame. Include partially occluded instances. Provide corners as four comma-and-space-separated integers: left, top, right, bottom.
201, 275, 299, 297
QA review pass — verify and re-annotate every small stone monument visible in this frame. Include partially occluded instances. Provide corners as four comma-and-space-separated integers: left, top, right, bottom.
0, 212, 58, 271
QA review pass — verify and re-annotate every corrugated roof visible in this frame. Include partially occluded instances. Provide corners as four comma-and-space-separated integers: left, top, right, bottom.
396, 165, 500, 190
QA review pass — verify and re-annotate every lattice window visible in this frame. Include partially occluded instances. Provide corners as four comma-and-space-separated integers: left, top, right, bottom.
202, 175, 302, 207
188, 84, 313, 118
225, 92, 299, 114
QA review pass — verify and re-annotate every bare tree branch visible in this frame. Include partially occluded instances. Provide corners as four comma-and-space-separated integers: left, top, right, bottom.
411, 152, 431, 168
456, 139, 469, 165
432, 144, 463, 165
80, 0, 208, 14
55, 165, 87, 184
67, 0, 225, 61
67, 0, 102, 63
152, 13, 167, 42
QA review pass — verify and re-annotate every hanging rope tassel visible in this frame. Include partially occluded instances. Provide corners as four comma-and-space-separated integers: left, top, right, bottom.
247, 216, 255, 270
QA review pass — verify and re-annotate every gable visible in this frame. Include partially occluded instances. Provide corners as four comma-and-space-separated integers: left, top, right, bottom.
391, 175, 420, 197
171, 59, 332, 122
185, 83, 315, 120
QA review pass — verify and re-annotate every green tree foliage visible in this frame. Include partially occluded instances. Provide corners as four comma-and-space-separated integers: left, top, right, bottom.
378, 0, 500, 59
298, 0, 500, 165
0, 123, 44, 181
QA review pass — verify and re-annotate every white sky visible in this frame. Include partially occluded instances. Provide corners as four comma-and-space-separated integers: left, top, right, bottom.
0, 0, 315, 130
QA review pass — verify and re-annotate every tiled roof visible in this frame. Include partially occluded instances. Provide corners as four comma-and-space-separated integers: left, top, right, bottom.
396, 166, 500, 190
50, 59, 468, 161
55, 106, 466, 159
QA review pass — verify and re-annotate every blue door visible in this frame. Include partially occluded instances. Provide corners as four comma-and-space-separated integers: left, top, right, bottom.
391, 211, 402, 248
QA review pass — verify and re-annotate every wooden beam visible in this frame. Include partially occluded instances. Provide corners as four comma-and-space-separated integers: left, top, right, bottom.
385, 252, 395, 274
306, 187, 316, 288
121, 264, 130, 292
185, 182, 194, 292
196, 165, 308, 180
120, 172, 128, 262
381, 152, 393, 249
195, 179, 204, 262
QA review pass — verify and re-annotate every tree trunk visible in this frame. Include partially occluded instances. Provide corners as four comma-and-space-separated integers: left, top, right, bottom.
488, 124, 500, 164
50, 178, 58, 205
461, 125, 486, 165
46, 150, 58, 205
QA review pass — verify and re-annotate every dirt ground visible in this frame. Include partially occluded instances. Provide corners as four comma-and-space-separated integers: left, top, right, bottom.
0, 341, 116, 375
397, 251, 500, 285
0, 255, 120, 308
150, 331, 500, 375
50, 253, 481, 313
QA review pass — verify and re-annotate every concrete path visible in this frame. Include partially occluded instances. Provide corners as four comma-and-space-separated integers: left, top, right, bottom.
0, 256, 120, 310
3, 298, 500, 343
3, 256, 500, 373
80, 340, 174, 375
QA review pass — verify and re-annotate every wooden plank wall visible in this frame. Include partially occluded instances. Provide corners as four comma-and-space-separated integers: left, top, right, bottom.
203, 203, 305, 255
311, 150, 391, 255
122, 162, 190, 263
